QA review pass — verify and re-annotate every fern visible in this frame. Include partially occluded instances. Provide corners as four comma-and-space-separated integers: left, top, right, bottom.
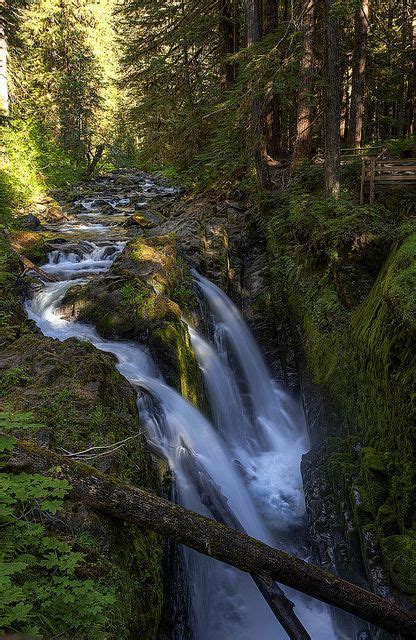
0, 412, 115, 638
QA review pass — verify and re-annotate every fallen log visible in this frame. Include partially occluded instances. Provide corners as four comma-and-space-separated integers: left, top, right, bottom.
20, 255, 58, 282
180, 443, 311, 640
5, 439, 416, 639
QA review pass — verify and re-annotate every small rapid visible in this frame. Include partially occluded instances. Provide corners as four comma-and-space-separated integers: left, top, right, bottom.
25, 174, 359, 639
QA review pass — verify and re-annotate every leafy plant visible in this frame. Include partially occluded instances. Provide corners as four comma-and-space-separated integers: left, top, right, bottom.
0, 412, 115, 638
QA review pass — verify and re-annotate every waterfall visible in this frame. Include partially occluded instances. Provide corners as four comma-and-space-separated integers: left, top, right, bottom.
25, 176, 357, 640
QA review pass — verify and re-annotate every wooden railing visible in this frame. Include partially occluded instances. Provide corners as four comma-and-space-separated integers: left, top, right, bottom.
360, 157, 416, 203
340, 146, 384, 164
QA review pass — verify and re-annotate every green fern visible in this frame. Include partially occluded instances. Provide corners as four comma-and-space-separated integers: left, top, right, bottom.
0, 412, 115, 638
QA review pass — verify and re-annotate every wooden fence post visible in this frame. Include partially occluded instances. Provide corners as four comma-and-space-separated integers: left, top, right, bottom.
360, 158, 366, 204
369, 156, 376, 203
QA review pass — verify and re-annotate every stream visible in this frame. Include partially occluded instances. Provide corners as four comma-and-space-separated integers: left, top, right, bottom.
25, 173, 361, 639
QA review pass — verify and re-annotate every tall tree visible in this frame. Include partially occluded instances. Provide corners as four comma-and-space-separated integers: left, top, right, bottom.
324, 0, 341, 196
348, 0, 369, 148
0, 22, 8, 116
262, 0, 282, 158
245, 0, 273, 188
291, 0, 317, 170
219, 0, 240, 89
0, 0, 28, 117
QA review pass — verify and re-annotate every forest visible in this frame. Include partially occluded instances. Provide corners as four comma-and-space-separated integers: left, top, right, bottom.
0, 0, 415, 639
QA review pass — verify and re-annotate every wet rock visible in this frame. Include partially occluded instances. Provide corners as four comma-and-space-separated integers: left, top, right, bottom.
23, 213, 43, 230
61, 236, 204, 407
11, 231, 47, 264
125, 213, 155, 228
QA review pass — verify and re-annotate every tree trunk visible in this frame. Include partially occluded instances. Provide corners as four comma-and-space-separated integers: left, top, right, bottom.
245, 0, 273, 188
405, 0, 415, 134
341, 65, 352, 142
348, 0, 369, 148
19, 255, 59, 283
324, 0, 341, 196
262, 0, 282, 158
86, 144, 105, 175
6, 439, 416, 640
291, 0, 317, 171
0, 24, 8, 116
219, 0, 239, 89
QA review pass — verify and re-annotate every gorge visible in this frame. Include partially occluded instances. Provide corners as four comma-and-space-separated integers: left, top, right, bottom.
2, 170, 402, 639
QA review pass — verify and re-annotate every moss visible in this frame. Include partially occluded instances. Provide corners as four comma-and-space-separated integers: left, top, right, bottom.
0, 131, 166, 637
11, 230, 48, 263
150, 321, 204, 407
66, 235, 204, 406
0, 366, 30, 393
381, 232, 416, 331
381, 534, 416, 595
1, 332, 166, 637
0, 231, 27, 334
261, 180, 415, 598
251, 291, 273, 316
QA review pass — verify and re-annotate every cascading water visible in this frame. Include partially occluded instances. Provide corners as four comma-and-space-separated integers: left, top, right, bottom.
24, 174, 361, 640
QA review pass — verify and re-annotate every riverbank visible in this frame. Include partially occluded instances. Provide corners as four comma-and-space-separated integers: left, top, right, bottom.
253, 169, 416, 608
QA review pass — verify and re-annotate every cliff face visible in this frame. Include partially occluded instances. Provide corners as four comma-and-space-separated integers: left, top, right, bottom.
259, 185, 415, 606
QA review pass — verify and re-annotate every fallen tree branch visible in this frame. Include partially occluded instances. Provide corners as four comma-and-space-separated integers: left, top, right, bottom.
20, 255, 58, 283
59, 433, 142, 460
5, 439, 416, 639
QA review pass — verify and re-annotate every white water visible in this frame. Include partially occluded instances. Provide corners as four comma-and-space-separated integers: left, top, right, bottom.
25, 175, 355, 640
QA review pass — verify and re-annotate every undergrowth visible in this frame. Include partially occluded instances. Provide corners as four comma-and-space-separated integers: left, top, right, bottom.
0, 118, 85, 227
258, 163, 416, 596
0, 412, 115, 638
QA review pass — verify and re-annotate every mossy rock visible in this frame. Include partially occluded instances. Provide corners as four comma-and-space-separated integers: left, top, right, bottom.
360, 447, 388, 474
382, 534, 416, 594
62, 236, 204, 406
0, 332, 166, 637
11, 230, 48, 263
0, 231, 28, 337
262, 184, 415, 599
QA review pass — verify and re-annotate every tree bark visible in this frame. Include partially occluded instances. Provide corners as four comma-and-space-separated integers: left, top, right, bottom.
19, 255, 58, 283
405, 0, 415, 135
348, 0, 369, 148
245, 0, 273, 188
86, 144, 105, 175
219, 0, 239, 89
0, 23, 8, 116
324, 0, 341, 196
291, 0, 317, 171
262, 0, 282, 158
5, 439, 416, 640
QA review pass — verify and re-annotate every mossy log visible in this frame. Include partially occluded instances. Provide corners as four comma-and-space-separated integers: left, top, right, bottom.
6, 439, 416, 639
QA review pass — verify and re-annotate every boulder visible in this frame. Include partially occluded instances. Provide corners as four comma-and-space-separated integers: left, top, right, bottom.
23, 213, 43, 230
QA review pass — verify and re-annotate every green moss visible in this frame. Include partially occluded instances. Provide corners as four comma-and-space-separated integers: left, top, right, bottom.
0, 232, 28, 338
150, 321, 204, 407
11, 230, 48, 263
381, 232, 416, 331
261, 178, 415, 597
1, 334, 165, 637
0, 366, 30, 393
382, 534, 416, 594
